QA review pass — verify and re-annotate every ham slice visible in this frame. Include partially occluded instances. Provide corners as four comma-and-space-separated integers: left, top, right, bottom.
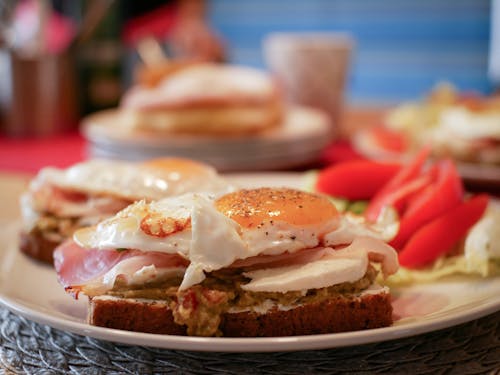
54, 240, 188, 297
32, 184, 131, 218
325, 236, 399, 277
229, 247, 333, 269
230, 236, 398, 278
240, 236, 398, 292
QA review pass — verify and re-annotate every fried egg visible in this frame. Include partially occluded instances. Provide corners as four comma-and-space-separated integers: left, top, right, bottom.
73, 188, 398, 291
436, 106, 500, 140
33, 157, 233, 201
122, 63, 277, 110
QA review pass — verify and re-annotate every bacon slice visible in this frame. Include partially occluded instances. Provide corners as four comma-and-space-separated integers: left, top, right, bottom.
54, 240, 188, 298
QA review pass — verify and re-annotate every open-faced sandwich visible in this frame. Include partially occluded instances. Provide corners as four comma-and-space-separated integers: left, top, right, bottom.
354, 83, 500, 165
20, 158, 233, 264
54, 187, 399, 337
120, 63, 284, 135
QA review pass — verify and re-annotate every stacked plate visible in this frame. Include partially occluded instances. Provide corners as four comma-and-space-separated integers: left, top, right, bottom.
81, 106, 333, 172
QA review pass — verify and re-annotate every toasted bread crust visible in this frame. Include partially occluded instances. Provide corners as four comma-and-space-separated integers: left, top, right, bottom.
19, 231, 59, 264
221, 292, 393, 337
89, 297, 186, 335
89, 291, 393, 337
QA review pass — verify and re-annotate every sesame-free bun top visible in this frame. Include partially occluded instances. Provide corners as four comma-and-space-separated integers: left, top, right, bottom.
215, 187, 339, 229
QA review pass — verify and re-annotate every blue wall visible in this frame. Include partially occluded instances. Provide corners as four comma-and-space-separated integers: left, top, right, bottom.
209, 0, 492, 104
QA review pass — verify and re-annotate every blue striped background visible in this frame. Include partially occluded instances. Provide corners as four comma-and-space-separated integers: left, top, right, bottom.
208, 0, 493, 104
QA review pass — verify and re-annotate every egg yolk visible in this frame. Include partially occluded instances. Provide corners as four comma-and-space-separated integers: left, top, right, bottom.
215, 188, 338, 228
141, 158, 210, 176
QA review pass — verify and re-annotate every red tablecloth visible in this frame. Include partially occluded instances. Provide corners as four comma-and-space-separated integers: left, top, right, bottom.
0, 131, 86, 174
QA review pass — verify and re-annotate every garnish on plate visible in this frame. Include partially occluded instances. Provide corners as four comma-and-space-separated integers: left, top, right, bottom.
311, 148, 499, 284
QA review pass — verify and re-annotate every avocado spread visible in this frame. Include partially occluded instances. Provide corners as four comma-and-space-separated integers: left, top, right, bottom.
106, 266, 378, 337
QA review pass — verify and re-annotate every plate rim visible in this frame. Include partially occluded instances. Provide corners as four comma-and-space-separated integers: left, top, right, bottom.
0, 280, 498, 352
81, 107, 333, 148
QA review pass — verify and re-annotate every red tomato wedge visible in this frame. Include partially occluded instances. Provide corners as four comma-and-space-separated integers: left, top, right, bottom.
365, 147, 431, 221
315, 160, 401, 200
365, 148, 431, 222
398, 194, 489, 268
390, 159, 464, 249
370, 126, 408, 153
320, 140, 367, 165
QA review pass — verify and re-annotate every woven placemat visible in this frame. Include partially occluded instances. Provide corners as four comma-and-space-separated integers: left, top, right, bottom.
0, 307, 498, 375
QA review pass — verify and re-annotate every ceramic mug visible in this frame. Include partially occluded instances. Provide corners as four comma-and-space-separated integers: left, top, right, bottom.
263, 32, 353, 138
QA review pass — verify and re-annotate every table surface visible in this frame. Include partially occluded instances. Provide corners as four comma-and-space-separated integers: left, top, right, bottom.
0, 131, 86, 174
0, 307, 497, 374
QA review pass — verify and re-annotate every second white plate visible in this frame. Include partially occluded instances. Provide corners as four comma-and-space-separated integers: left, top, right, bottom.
81, 107, 334, 172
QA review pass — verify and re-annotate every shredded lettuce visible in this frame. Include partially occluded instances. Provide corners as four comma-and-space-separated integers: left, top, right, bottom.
384, 255, 500, 286
302, 170, 318, 193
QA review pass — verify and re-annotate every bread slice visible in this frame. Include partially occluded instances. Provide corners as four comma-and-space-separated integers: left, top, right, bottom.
89, 287, 393, 337
89, 296, 186, 335
19, 230, 60, 264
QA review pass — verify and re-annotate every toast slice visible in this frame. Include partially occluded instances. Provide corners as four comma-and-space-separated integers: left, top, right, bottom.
19, 230, 60, 264
89, 287, 393, 337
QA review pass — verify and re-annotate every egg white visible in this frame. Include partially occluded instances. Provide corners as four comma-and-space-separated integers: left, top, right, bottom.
33, 159, 233, 202
74, 192, 394, 291
437, 106, 500, 140
74, 194, 196, 257
122, 63, 276, 110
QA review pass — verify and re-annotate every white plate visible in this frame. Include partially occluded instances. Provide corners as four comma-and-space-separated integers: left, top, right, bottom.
81, 107, 333, 172
352, 128, 500, 190
0, 172, 499, 352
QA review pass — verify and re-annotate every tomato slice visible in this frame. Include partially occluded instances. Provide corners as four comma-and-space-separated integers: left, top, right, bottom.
398, 194, 489, 268
320, 140, 366, 165
390, 159, 464, 249
380, 147, 431, 195
365, 147, 431, 222
315, 160, 401, 200
371, 173, 434, 215
370, 126, 409, 153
